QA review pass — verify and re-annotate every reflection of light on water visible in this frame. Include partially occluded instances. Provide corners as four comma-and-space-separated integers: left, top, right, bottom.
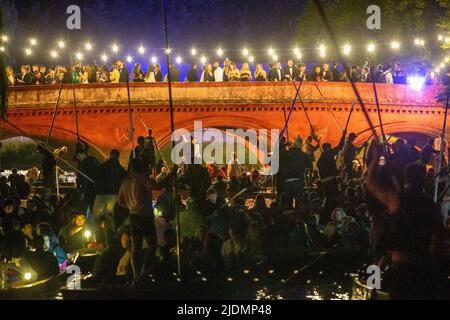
256, 287, 284, 300
306, 287, 323, 300
331, 292, 350, 300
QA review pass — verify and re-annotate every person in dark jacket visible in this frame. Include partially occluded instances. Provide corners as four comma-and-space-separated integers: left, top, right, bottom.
154, 64, 163, 82
93, 149, 127, 242
130, 135, 155, 174
22, 235, 60, 280
186, 63, 199, 82
321, 64, 334, 81
331, 62, 340, 82
36, 143, 56, 189
342, 132, 367, 179
317, 130, 346, 202
268, 62, 283, 81
117, 60, 130, 83
75, 148, 100, 223
283, 59, 299, 81
278, 140, 312, 209
167, 63, 181, 82
16, 65, 33, 85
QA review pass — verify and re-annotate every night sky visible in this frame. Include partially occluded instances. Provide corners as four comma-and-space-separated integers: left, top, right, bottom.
4, 0, 307, 64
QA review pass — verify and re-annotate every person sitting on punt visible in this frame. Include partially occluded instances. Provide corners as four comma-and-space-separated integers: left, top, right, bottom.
58, 213, 90, 253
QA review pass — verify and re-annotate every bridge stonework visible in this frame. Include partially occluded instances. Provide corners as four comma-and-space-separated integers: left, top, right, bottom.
3, 82, 446, 163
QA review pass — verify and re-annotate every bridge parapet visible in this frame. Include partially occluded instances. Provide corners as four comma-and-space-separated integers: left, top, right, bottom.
7, 82, 443, 110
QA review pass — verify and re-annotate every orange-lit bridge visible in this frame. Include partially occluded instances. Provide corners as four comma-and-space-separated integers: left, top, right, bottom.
3, 81, 446, 163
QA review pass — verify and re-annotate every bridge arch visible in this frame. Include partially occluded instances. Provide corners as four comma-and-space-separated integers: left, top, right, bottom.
0, 124, 108, 161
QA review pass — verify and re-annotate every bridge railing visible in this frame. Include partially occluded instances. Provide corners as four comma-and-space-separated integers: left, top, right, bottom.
6, 81, 443, 109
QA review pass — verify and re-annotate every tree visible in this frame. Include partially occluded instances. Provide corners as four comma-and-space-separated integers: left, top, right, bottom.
297, 0, 447, 67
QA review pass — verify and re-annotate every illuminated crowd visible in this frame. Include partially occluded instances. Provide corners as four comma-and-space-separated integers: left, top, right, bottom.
6, 58, 444, 87
0, 126, 449, 299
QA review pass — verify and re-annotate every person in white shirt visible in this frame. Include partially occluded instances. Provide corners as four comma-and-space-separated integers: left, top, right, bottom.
144, 65, 156, 83
213, 62, 223, 82
383, 65, 393, 84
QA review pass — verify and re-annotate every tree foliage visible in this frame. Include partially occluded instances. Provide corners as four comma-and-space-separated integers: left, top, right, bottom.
297, 0, 448, 66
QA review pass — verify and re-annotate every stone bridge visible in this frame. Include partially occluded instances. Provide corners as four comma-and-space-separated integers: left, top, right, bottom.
3, 81, 446, 163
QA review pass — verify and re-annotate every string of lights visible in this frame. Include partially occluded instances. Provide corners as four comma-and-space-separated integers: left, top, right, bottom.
1, 33, 449, 74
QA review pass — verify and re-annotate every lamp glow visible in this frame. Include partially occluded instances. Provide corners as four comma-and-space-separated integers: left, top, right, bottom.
24, 272, 32, 280
84, 230, 92, 238
414, 38, 425, 46
75, 52, 83, 60
440, 63, 445, 68
138, 45, 145, 54
30, 38, 37, 46
293, 47, 300, 55
319, 45, 326, 57
390, 41, 400, 49
216, 48, 223, 57
176, 56, 182, 64
343, 44, 351, 55
165, 48, 171, 54
101, 53, 108, 62
25, 48, 32, 56
272, 54, 278, 62
446, 37, 450, 43
1, 35, 8, 42
50, 50, 58, 58
85, 42, 92, 51
200, 55, 207, 64
436, 68, 441, 73
191, 48, 197, 56
367, 43, 375, 53
268, 48, 275, 56
248, 55, 254, 63
151, 56, 157, 63
0, 46, 4, 52
296, 52, 302, 60
407, 76, 425, 91
111, 43, 119, 53
58, 41, 65, 48
438, 35, 444, 41
242, 47, 249, 56
126, 55, 133, 63
445, 57, 449, 63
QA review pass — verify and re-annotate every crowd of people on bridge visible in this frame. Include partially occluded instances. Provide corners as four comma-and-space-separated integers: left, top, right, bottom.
6, 58, 445, 87
0, 124, 449, 298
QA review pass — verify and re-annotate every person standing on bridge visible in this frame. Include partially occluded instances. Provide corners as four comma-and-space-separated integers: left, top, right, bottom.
117, 60, 130, 83
213, 61, 223, 82
186, 63, 199, 82
283, 59, 299, 82
109, 62, 120, 83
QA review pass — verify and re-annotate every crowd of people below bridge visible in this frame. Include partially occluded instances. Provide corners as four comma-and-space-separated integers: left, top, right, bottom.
6, 58, 447, 87
0, 128, 449, 299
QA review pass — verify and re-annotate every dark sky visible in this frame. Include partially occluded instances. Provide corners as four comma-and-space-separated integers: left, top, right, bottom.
5, 0, 307, 64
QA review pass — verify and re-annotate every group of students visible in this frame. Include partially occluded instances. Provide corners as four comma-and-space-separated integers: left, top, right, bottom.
1, 126, 450, 298
7, 58, 430, 87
